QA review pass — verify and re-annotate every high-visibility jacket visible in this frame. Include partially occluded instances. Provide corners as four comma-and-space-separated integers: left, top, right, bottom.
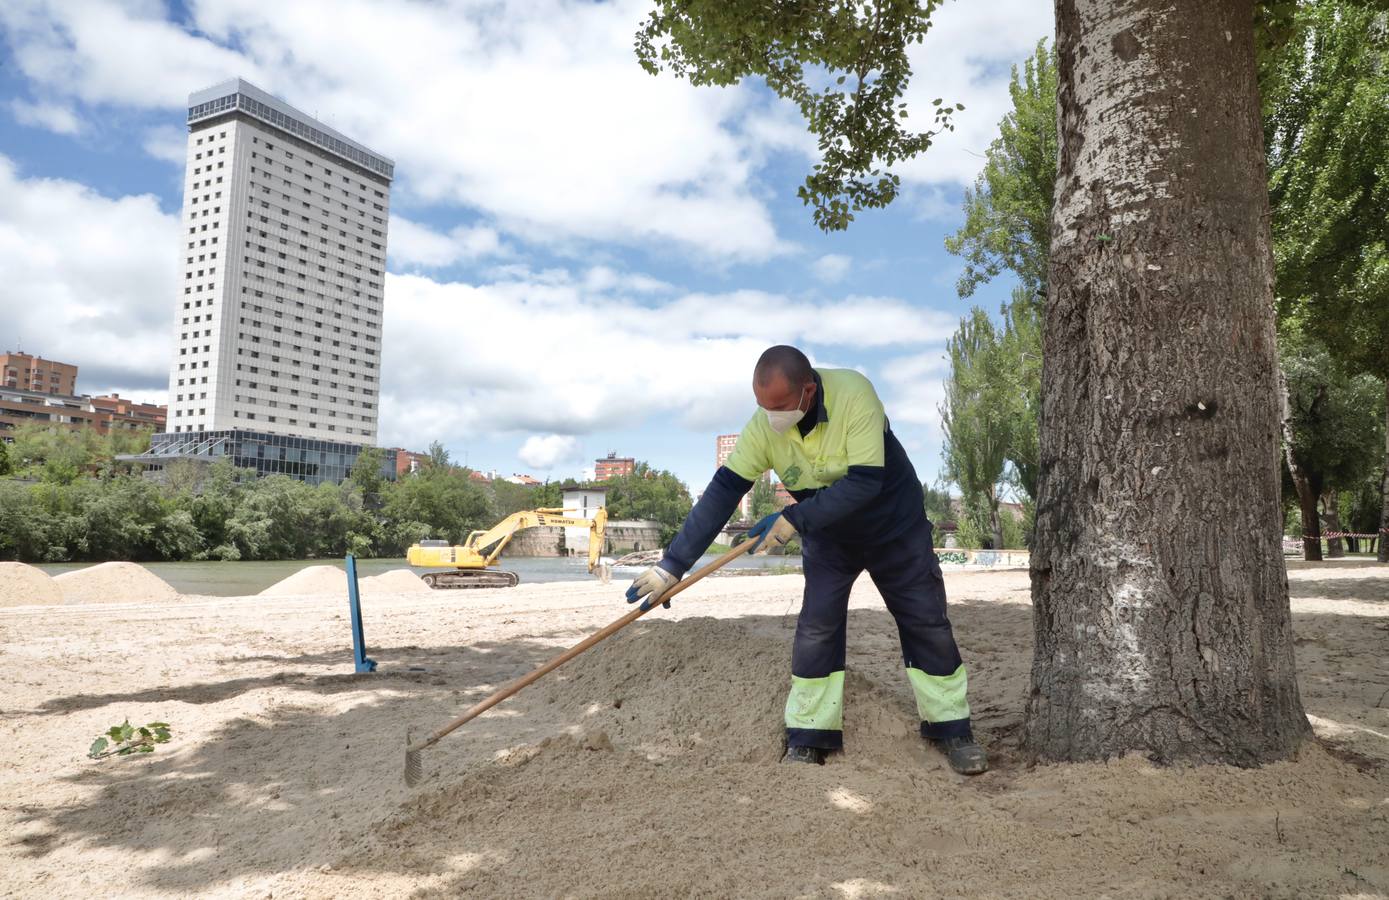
662, 368, 926, 576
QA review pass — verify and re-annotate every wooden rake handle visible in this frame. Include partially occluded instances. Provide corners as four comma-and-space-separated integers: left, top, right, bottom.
410, 538, 763, 752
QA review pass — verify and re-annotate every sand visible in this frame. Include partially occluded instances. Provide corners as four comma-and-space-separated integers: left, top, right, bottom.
260, 566, 432, 598
0, 564, 1385, 897
0, 562, 63, 607
360, 569, 431, 595
259, 564, 348, 597
51, 561, 179, 605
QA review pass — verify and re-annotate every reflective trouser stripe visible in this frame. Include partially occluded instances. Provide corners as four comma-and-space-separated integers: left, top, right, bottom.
784, 671, 845, 733
906, 663, 970, 724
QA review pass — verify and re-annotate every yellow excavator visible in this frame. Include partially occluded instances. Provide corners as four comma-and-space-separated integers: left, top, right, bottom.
407, 508, 608, 589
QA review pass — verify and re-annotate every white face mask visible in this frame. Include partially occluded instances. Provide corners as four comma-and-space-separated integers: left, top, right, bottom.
764, 385, 809, 434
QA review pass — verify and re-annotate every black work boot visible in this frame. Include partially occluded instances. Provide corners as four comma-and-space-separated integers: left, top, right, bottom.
929, 735, 988, 775
782, 745, 826, 765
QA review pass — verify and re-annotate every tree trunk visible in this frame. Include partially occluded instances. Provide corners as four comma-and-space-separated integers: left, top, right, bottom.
1027, 0, 1310, 765
1321, 490, 1344, 558
1380, 379, 1389, 563
1280, 378, 1323, 562
1293, 481, 1323, 562
989, 493, 1004, 550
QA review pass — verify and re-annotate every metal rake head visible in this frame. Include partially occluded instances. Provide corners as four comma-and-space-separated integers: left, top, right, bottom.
404, 728, 424, 787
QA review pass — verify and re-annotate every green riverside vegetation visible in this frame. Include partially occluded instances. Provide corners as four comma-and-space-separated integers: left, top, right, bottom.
0, 425, 693, 563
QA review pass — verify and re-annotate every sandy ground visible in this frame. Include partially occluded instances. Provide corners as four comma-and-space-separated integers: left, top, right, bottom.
1, 564, 1386, 898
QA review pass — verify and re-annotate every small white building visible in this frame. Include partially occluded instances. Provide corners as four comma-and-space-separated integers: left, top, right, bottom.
561, 486, 608, 556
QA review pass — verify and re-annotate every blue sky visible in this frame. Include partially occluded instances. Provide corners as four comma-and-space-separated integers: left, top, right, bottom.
0, 0, 1050, 492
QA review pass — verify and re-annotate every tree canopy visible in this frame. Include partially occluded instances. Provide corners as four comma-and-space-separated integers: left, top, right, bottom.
944, 40, 1057, 299
636, 0, 959, 231
1266, 0, 1389, 380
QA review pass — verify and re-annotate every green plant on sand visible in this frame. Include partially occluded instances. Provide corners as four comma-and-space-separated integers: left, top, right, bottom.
88, 720, 172, 759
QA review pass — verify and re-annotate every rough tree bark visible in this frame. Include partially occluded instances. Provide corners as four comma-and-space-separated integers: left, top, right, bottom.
1381, 381, 1389, 563
1026, 0, 1311, 765
1321, 491, 1344, 558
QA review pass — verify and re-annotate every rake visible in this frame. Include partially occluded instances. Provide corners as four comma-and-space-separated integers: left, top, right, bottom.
404, 538, 762, 785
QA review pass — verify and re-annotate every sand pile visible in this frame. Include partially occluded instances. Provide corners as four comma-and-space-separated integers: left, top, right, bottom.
516, 617, 920, 766
339, 615, 1389, 898
361, 569, 431, 595
0, 562, 63, 607
52, 561, 178, 605
258, 565, 346, 597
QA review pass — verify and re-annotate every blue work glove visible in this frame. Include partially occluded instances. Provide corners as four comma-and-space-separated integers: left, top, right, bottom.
747, 512, 797, 554
625, 565, 678, 611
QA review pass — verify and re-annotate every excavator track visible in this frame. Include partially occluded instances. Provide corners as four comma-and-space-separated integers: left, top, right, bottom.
421, 570, 521, 590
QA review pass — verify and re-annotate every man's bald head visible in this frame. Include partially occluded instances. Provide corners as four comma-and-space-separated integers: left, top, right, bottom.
754, 345, 814, 388
753, 345, 816, 414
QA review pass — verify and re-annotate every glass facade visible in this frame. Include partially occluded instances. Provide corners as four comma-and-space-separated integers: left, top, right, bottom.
144, 429, 396, 486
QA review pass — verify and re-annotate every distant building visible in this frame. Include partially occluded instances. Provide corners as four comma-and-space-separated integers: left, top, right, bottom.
0, 351, 78, 396
773, 481, 795, 510
0, 385, 167, 440
594, 452, 635, 481
715, 433, 753, 521
561, 485, 607, 557
715, 433, 738, 469
162, 77, 392, 443
136, 77, 395, 486
391, 448, 429, 478
90, 394, 168, 433
506, 473, 542, 485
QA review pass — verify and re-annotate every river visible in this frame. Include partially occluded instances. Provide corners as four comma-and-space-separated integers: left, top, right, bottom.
34, 554, 802, 597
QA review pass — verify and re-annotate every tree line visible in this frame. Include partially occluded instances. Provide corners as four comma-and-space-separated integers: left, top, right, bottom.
0, 427, 693, 563
939, 4, 1388, 559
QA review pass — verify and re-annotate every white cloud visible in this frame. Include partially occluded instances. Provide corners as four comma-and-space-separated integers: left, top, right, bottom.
878, 350, 951, 431
388, 216, 504, 268
0, 0, 791, 261
376, 268, 958, 451
904, 184, 964, 222
811, 254, 852, 283
0, 1, 262, 108
0, 155, 176, 400
0, 1, 1051, 262
897, 4, 1055, 186
10, 97, 82, 134
140, 125, 189, 165
518, 434, 581, 470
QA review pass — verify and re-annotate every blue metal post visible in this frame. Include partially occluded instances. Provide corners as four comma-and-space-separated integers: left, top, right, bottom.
346, 554, 377, 673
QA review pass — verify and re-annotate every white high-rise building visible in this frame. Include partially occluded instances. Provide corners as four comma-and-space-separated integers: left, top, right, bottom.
165, 78, 393, 446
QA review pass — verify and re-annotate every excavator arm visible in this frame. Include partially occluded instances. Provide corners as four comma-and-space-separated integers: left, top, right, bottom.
464, 507, 609, 570
407, 507, 609, 588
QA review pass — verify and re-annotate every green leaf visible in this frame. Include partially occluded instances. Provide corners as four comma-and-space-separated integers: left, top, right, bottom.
89, 738, 108, 757
107, 726, 124, 740
138, 727, 151, 738
118, 723, 134, 742
147, 722, 170, 729
138, 745, 154, 753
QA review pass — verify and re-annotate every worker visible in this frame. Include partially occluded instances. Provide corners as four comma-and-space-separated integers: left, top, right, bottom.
623, 345, 986, 775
